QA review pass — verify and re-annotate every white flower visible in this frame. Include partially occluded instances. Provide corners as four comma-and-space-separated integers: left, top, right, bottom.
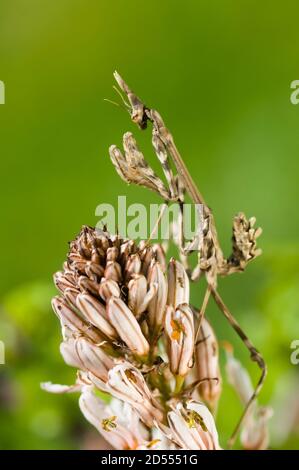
106, 362, 164, 427
79, 388, 147, 449
165, 401, 221, 450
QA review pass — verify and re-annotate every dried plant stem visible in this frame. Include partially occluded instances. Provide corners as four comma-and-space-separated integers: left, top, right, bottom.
211, 288, 267, 448
146, 201, 168, 245
194, 285, 211, 345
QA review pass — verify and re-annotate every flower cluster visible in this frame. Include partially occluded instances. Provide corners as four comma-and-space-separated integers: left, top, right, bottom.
43, 226, 221, 449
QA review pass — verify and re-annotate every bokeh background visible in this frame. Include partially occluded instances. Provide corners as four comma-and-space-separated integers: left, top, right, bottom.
0, 0, 299, 449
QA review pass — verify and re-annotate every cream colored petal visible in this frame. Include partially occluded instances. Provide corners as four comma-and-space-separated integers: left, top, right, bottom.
60, 339, 84, 369
41, 382, 82, 394
168, 411, 204, 449
106, 363, 163, 427
79, 389, 137, 449
75, 337, 114, 381
186, 401, 221, 450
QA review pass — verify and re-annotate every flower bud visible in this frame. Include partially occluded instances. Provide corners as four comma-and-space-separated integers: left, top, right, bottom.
99, 279, 120, 302
165, 304, 194, 377
52, 296, 102, 343
147, 262, 168, 330
195, 318, 222, 406
76, 293, 117, 340
167, 259, 189, 308
107, 297, 149, 356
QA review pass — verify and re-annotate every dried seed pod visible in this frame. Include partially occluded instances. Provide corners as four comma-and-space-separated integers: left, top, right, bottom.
195, 318, 222, 406
224, 212, 262, 274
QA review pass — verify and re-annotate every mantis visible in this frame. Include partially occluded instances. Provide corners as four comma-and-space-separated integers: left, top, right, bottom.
108, 71, 267, 448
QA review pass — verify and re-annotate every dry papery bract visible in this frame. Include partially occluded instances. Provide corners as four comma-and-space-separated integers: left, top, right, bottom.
42, 73, 270, 450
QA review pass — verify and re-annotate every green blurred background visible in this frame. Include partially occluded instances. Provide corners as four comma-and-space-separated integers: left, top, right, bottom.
0, 0, 299, 449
